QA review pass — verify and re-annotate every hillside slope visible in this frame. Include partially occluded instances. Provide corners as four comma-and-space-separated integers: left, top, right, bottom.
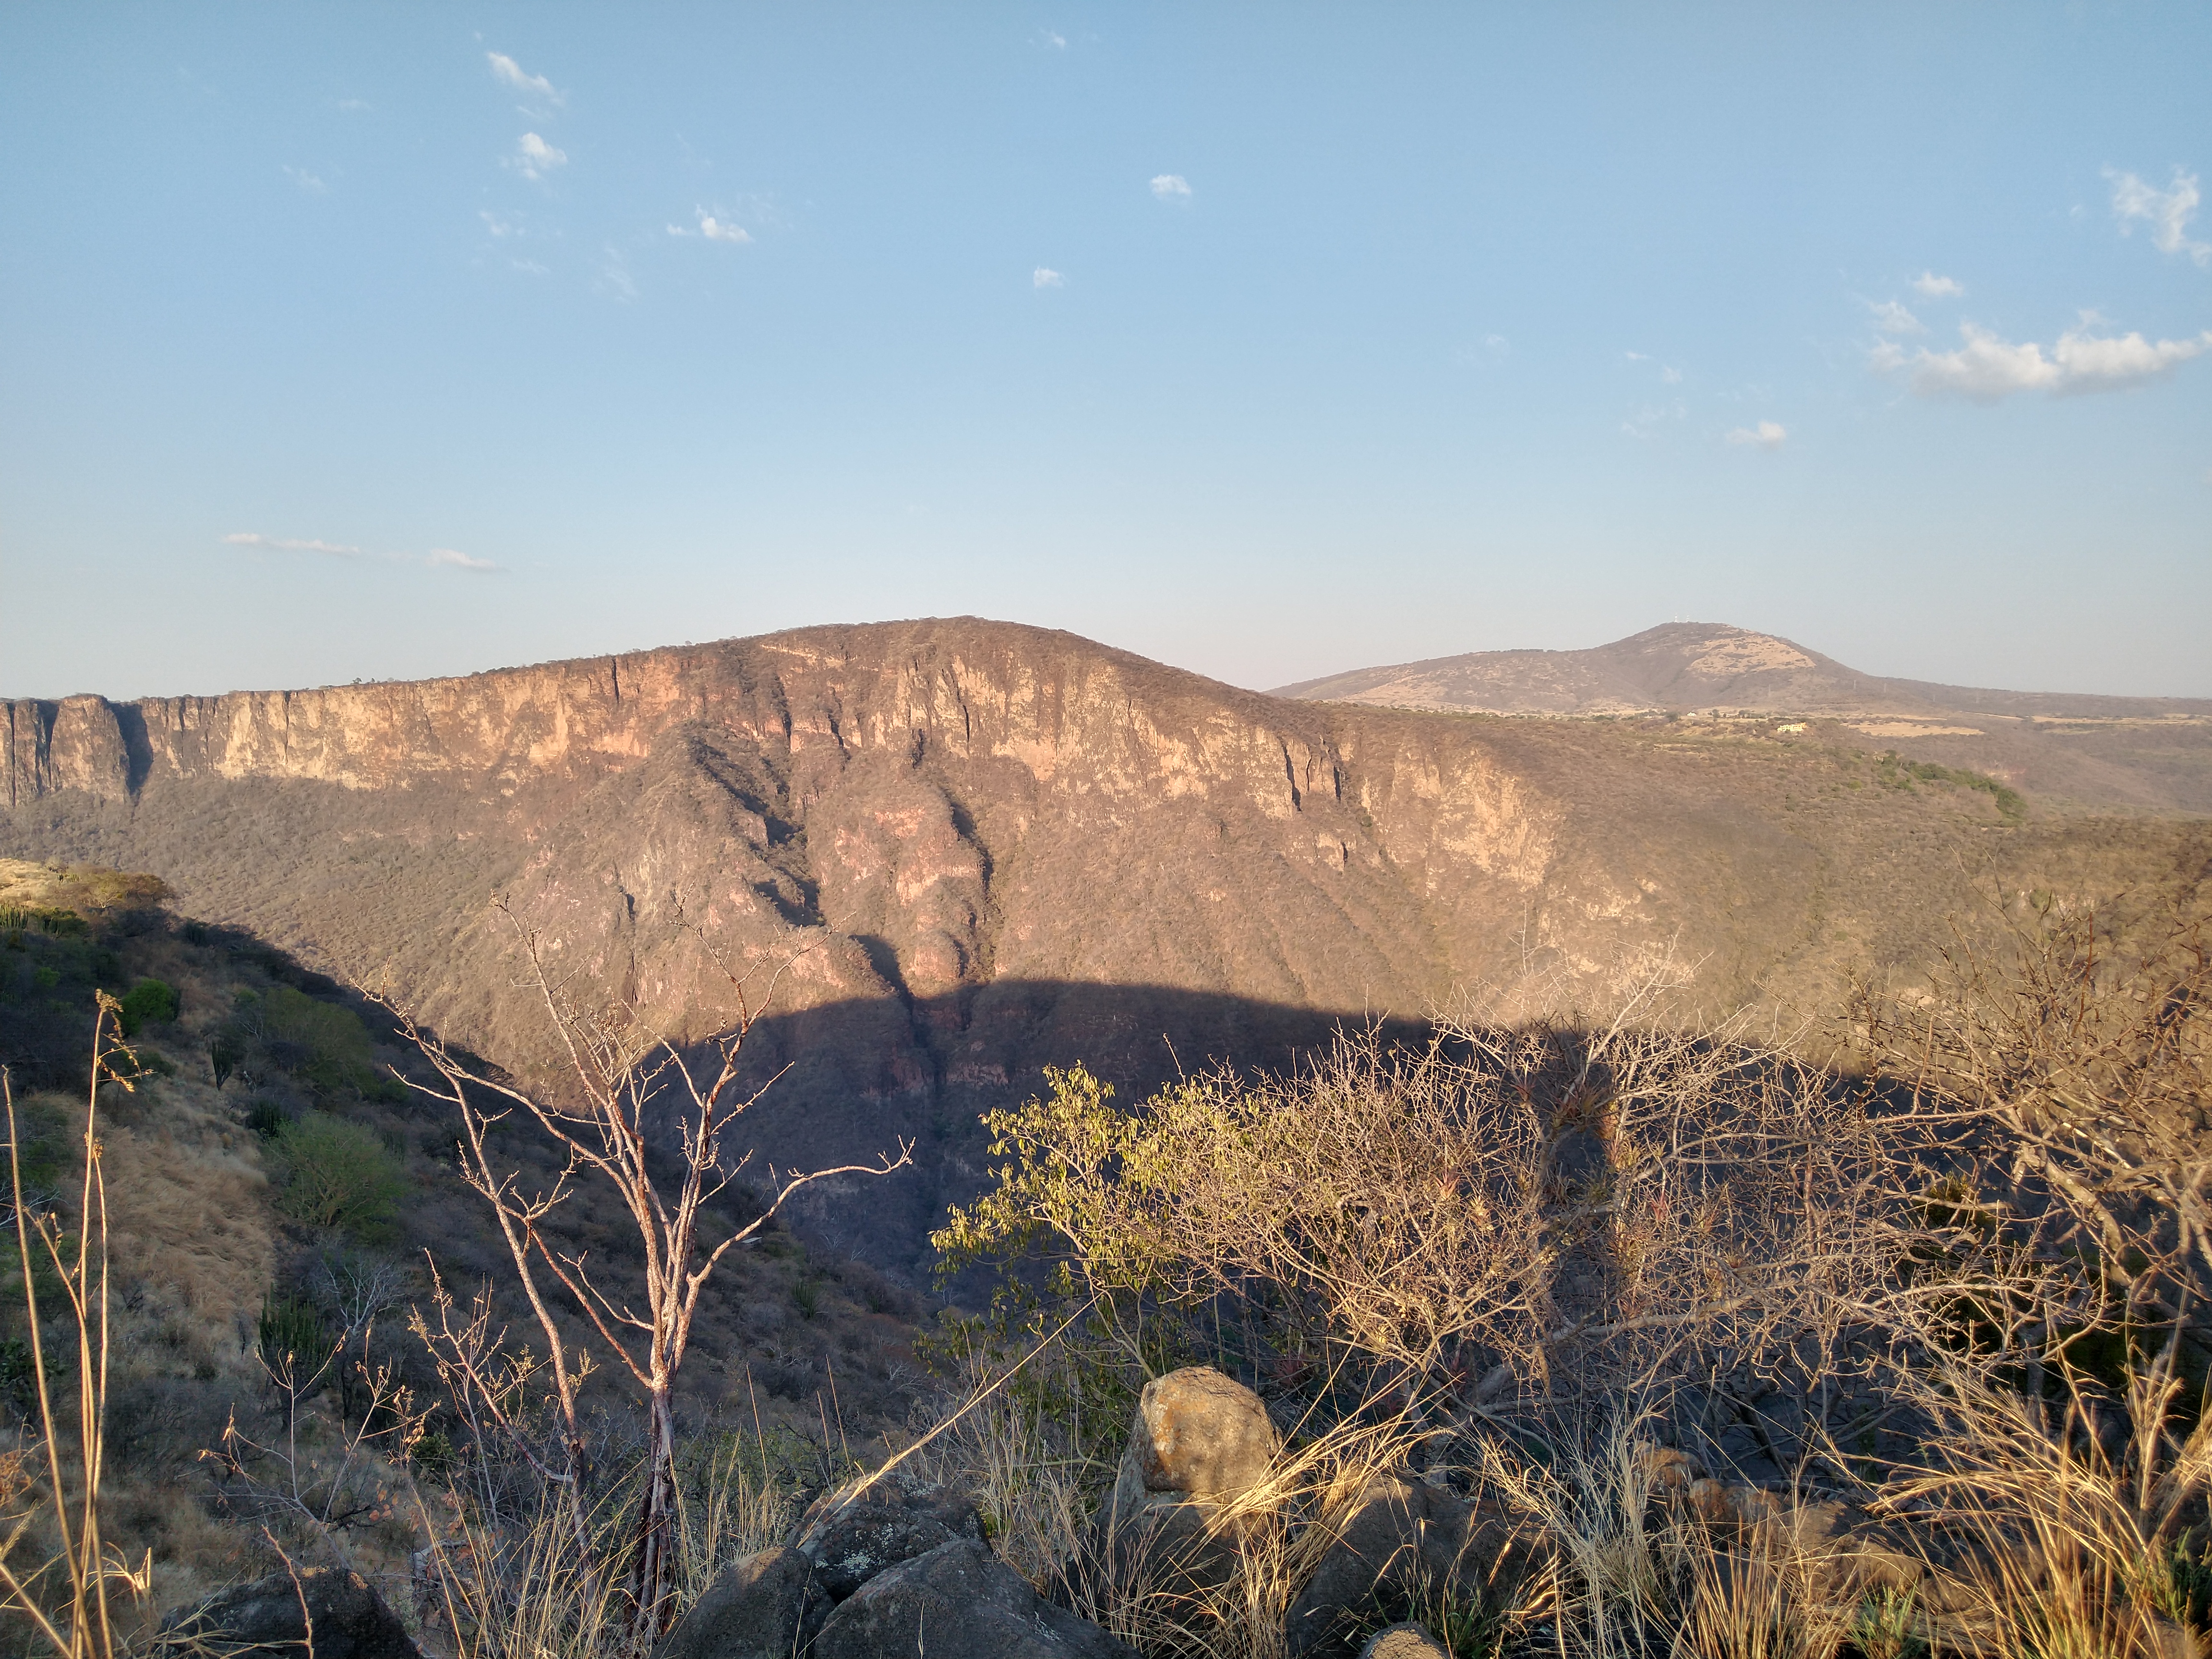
7, 617, 2202, 1268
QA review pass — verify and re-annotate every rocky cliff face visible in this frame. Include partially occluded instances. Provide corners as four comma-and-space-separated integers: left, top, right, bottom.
6, 617, 2159, 1270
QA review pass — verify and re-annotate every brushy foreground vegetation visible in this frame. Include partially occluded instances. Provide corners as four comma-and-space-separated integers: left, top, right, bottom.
2, 874, 2209, 1659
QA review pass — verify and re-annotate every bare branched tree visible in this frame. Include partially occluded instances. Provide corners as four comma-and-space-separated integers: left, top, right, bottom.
384, 900, 913, 1647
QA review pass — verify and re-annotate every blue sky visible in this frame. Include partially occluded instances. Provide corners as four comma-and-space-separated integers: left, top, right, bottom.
3, 4, 2207, 700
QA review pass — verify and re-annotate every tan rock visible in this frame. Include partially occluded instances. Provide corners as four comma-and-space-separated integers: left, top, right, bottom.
1112, 1366, 1279, 1514
1360, 1626, 1449, 1659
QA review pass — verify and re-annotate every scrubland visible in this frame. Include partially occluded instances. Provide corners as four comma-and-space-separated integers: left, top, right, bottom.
1, 851, 2209, 1659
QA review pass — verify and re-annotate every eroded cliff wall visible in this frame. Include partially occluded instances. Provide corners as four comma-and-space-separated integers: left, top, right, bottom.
8, 617, 2133, 1268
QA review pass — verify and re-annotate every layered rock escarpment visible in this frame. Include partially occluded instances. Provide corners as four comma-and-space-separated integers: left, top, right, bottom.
3, 617, 2156, 1268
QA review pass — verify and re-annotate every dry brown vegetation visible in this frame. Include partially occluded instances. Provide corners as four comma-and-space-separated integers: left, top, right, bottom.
3, 844, 2210, 1659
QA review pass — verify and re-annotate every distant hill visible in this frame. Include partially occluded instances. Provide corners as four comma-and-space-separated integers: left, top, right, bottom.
1272, 622, 2212, 815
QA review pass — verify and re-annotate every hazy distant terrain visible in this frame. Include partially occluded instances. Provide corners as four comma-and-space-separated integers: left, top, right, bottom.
6, 617, 2206, 1269
1273, 621, 2212, 815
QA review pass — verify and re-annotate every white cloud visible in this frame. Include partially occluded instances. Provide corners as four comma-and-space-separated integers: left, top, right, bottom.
1151, 173, 1191, 201
1661, 364, 1683, 384
1866, 299, 1924, 335
1035, 29, 1067, 48
1875, 317, 2212, 400
697, 209, 750, 244
487, 52, 563, 106
1911, 272, 1965, 299
1033, 267, 1064, 289
480, 209, 521, 238
337, 97, 370, 112
283, 165, 327, 195
2108, 167, 2211, 266
223, 532, 361, 557
511, 132, 566, 181
427, 548, 503, 573
1724, 420, 1788, 449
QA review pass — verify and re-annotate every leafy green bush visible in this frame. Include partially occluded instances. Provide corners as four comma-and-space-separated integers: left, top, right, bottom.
271, 1111, 406, 1237
116, 977, 178, 1034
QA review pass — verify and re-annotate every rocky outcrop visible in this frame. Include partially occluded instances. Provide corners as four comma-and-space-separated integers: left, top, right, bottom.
652, 1549, 812, 1659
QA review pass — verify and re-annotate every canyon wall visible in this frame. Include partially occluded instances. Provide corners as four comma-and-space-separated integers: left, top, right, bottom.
7, 617, 2157, 1269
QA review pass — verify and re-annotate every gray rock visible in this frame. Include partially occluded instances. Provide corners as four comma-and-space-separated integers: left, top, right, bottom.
811, 1539, 1135, 1659
1286, 1478, 1541, 1657
802, 1502, 965, 1600
653, 1548, 811, 1659
161, 1567, 418, 1659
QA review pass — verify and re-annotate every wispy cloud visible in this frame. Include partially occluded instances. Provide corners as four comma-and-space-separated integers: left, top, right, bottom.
224, 533, 502, 572
1621, 399, 1687, 438
1035, 28, 1067, 48
1151, 173, 1191, 201
510, 132, 566, 181
337, 97, 371, 113
427, 548, 503, 573
2107, 167, 2210, 266
1724, 420, 1788, 449
282, 165, 327, 195
1911, 271, 1965, 299
1875, 316, 2212, 400
487, 52, 563, 106
1033, 266, 1064, 289
598, 245, 637, 301
480, 209, 523, 238
1625, 350, 1683, 383
668, 207, 751, 243
1866, 299, 1923, 335
224, 532, 361, 557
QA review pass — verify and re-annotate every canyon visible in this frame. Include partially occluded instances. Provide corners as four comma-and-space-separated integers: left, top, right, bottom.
6, 616, 2203, 1271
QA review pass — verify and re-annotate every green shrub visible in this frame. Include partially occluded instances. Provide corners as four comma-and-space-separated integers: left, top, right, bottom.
117, 977, 179, 1034
272, 1111, 406, 1237
256, 1293, 328, 1368
246, 1100, 290, 1140
258, 986, 386, 1098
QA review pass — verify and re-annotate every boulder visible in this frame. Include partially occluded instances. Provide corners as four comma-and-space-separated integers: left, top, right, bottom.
800, 1500, 972, 1600
161, 1567, 418, 1659
1108, 1367, 1279, 1522
1359, 1627, 1449, 1659
1286, 1477, 1541, 1658
811, 1539, 1135, 1659
652, 1548, 810, 1659
1098, 1366, 1281, 1598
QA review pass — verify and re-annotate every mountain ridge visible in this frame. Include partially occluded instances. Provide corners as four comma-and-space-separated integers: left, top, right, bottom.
8, 615, 2204, 1270
1270, 621, 2212, 719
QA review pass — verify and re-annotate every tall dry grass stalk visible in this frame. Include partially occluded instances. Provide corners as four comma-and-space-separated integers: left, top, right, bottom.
411, 1431, 798, 1659
0, 997, 152, 1659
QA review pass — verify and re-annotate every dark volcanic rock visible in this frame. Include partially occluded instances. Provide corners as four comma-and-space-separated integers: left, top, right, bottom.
810, 1539, 1133, 1659
161, 1567, 417, 1659
652, 1548, 811, 1659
